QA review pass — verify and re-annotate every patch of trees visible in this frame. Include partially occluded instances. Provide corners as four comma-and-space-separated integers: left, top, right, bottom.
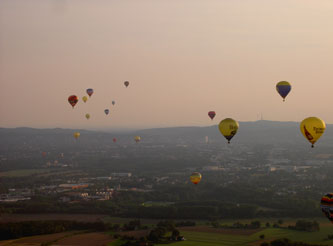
148, 220, 182, 243
261, 238, 325, 246
122, 220, 148, 231
115, 220, 183, 246
287, 220, 320, 232
0, 197, 320, 220
325, 234, 333, 240
175, 221, 196, 227
0, 220, 109, 240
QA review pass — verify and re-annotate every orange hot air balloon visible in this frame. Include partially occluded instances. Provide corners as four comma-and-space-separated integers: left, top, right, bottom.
190, 172, 202, 185
73, 132, 80, 140
134, 136, 141, 143
68, 95, 79, 108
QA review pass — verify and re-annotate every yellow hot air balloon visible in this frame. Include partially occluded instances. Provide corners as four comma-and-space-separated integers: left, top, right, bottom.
82, 96, 88, 103
85, 113, 90, 120
190, 172, 202, 185
134, 136, 141, 143
73, 132, 80, 140
300, 117, 326, 148
218, 118, 239, 143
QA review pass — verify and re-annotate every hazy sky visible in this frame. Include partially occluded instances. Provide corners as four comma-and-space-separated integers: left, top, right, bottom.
1, 0, 333, 129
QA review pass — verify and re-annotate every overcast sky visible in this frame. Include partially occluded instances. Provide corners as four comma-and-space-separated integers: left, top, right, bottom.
1, 0, 332, 129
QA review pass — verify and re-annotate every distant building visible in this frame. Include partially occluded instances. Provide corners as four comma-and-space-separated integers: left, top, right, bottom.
202, 166, 223, 171
58, 183, 89, 189
111, 172, 132, 177
96, 177, 112, 180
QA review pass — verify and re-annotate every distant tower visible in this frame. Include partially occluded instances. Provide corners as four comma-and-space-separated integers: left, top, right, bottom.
261, 113, 264, 121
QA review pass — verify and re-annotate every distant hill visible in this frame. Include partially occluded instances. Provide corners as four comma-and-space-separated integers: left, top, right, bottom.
0, 121, 332, 147
137, 120, 333, 146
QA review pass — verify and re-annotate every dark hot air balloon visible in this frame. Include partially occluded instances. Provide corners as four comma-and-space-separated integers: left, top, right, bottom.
208, 111, 216, 120
86, 88, 94, 97
68, 95, 79, 108
276, 81, 291, 102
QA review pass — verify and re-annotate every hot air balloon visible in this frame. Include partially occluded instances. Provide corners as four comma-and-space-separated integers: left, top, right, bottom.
73, 132, 80, 140
85, 113, 90, 120
321, 193, 333, 223
42, 152, 47, 157
218, 118, 239, 144
86, 88, 94, 97
124, 81, 129, 88
276, 81, 291, 102
300, 117, 326, 148
208, 111, 216, 120
104, 109, 109, 115
68, 95, 79, 108
134, 136, 141, 143
112, 101, 115, 106
190, 172, 202, 185
113, 138, 117, 143
82, 96, 88, 103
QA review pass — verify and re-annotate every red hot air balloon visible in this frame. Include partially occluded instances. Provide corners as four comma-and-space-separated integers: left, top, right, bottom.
68, 95, 79, 108
113, 138, 117, 143
208, 111, 216, 120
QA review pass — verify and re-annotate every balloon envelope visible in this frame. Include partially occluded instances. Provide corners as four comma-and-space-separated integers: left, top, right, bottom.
124, 81, 129, 87
218, 118, 239, 143
134, 136, 141, 143
208, 111, 216, 120
113, 138, 117, 143
82, 96, 88, 103
86, 88, 94, 97
321, 193, 333, 223
190, 172, 202, 185
68, 95, 79, 108
112, 101, 115, 106
73, 132, 80, 140
300, 117, 326, 147
104, 109, 109, 115
85, 113, 90, 120
276, 81, 291, 101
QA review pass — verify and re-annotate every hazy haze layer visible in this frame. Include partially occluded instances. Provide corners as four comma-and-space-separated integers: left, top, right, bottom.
1, 0, 333, 129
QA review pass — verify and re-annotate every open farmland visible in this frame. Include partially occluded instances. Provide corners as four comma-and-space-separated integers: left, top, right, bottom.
153, 224, 333, 246
0, 232, 113, 246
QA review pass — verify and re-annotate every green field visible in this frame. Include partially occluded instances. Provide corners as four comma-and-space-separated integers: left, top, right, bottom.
153, 226, 333, 246
106, 218, 333, 246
